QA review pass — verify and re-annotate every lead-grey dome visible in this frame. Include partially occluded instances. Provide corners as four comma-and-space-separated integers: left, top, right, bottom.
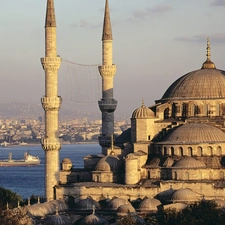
138, 198, 161, 211
160, 123, 225, 144
79, 214, 109, 225
161, 69, 225, 101
171, 188, 197, 202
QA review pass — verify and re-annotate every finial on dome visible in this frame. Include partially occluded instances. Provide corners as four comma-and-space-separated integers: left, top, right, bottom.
110, 134, 115, 155
142, 99, 145, 107
201, 37, 216, 69
92, 205, 96, 215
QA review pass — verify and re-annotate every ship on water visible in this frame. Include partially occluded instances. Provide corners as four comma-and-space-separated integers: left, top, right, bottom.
0, 152, 40, 166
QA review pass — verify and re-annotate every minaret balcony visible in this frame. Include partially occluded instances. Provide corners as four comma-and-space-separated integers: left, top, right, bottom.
41, 138, 62, 151
98, 65, 116, 77
98, 135, 112, 147
98, 99, 117, 112
41, 96, 62, 111
41, 57, 61, 71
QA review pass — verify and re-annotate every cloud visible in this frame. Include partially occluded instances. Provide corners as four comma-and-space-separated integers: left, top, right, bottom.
132, 4, 172, 20
175, 33, 225, 43
211, 0, 225, 6
70, 20, 100, 28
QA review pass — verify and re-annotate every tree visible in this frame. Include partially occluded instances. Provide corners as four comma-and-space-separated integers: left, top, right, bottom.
0, 187, 22, 210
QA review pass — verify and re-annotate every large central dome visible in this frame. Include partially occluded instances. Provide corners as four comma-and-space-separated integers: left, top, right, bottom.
161, 69, 225, 101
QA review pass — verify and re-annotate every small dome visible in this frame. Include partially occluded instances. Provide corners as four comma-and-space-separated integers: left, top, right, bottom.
43, 214, 71, 225
160, 123, 225, 144
171, 188, 197, 203
62, 158, 72, 164
132, 101, 155, 119
138, 198, 161, 211
107, 197, 131, 210
79, 214, 109, 225
74, 197, 100, 211
117, 204, 136, 216
95, 155, 122, 172
174, 157, 206, 168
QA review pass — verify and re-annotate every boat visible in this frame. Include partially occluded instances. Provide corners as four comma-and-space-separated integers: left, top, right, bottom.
0, 152, 41, 166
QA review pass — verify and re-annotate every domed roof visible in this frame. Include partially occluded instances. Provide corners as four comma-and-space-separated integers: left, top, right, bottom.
147, 157, 160, 167
132, 101, 155, 119
174, 157, 206, 168
61, 158, 72, 164
43, 213, 71, 225
161, 69, 225, 101
161, 40, 225, 101
79, 214, 109, 225
171, 188, 198, 202
160, 123, 225, 144
138, 198, 161, 211
107, 197, 131, 210
117, 204, 136, 216
74, 197, 100, 210
95, 155, 122, 172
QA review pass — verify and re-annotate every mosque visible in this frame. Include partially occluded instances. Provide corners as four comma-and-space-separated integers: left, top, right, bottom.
25, 0, 225, 224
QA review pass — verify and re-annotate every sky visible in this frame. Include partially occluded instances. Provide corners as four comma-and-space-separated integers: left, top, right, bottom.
0, 0, 225, 119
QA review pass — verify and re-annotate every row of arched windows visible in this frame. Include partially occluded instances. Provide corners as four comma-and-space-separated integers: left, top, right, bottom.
154, 145, 223, 157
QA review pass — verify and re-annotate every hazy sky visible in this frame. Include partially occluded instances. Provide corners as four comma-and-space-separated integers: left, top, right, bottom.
0, 0, 225, 119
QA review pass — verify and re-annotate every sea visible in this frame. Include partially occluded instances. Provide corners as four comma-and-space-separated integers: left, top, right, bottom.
0, 144, 101, 199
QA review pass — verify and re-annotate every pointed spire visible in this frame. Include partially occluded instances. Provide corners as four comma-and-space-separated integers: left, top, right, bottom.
201, 37, 216, 69
142, 99, 145, 107
45, 0, 56, 28
102, 0, 113, 40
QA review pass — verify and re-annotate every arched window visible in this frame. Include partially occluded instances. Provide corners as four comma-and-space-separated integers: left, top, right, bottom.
220, 171, 224, 180
164, 108, 169, 119
171, 147, 175, 156
188, 147, 193, 156
164, 147, 167, 156
207, 146, 213, 156
203, 104, 208, 116
216, 146, 222, 156
179, 147, 183, 156
197, 146, 203, 156
174, 171, 177, 180
185, 172, 189, 180
216, 103, 220, 116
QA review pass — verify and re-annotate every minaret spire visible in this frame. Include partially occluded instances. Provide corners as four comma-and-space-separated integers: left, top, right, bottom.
102, 0, 112, 41
41, 0, 62, 201
201, 37, 216, 69
45, 0, 56, 27
98, 0, 117, 155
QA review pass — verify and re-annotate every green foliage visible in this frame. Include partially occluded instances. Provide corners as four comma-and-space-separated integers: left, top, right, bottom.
146, 200, 225, 225
0, 187, 23, 210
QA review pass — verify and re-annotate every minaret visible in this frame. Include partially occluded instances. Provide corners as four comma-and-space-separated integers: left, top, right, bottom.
98, 0, 117, 155
41, 0, 62, 201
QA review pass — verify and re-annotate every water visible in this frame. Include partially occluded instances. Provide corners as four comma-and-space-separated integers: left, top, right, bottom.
0, 144, 101, 199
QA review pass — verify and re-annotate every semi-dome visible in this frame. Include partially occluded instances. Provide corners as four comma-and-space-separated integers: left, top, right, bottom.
132, 101, 155, 118
138, 198, 161, 211
174, 157, 206, 168
160, 123, 225, 144
171, 188, 198, 202
95, 155, 122, 172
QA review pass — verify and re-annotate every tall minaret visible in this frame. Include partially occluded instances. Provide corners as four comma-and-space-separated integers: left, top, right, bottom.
98, 0, 117, 155
41, 0, 62, 201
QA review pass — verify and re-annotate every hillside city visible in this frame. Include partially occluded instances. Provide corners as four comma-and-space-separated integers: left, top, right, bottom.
0, 117, 130, 147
